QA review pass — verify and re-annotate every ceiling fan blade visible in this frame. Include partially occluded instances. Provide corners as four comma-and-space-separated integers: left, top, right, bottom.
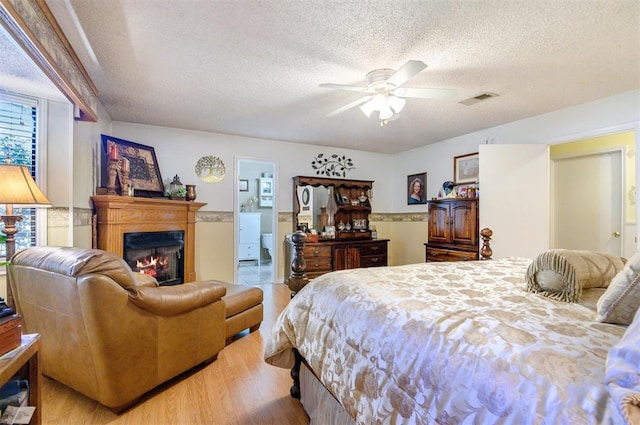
385, 60, 427, 88
319, 83, 369, 93
393, 87, 458, 99
326, 95, 374, 117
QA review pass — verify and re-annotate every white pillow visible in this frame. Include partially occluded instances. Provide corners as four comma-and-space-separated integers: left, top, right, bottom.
597, 251, 640, 325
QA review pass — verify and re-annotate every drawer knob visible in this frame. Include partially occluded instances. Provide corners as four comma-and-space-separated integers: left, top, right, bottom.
430, 251, 438, 256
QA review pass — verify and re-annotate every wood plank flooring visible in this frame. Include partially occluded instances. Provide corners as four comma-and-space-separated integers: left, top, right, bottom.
41, 284, 310, 425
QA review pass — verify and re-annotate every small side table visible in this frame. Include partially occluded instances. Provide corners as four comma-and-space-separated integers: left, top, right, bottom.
0, 334, 41, 425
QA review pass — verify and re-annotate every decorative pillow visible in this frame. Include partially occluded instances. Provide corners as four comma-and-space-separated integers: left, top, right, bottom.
525, 249, 626, 303
605, 306, 640, 423
597, 251, 640, 325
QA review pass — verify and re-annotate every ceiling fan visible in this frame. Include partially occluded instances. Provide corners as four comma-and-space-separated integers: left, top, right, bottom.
320, 60, 457, 126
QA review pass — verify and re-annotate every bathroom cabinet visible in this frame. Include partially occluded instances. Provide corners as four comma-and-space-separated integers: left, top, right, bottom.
239, 213, 261, 262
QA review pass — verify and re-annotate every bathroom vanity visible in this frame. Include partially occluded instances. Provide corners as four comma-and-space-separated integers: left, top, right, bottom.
284, 176, 389, 283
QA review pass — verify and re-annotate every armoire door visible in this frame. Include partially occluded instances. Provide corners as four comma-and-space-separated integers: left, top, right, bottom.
450, 200, 478, 246
428, 203, 451, 243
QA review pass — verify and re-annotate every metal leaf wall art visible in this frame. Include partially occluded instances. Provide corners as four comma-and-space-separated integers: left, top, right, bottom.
311, 154, 355, 177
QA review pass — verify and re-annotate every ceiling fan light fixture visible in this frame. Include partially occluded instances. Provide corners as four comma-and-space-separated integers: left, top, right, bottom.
359, 100, 375, 118
379, 105, 394, 120
370, 93, 387, 110
321, 60, 454, 126
388, 95, 406, 113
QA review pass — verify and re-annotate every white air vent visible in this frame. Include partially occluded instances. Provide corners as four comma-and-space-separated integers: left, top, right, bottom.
459, 92, 499, 106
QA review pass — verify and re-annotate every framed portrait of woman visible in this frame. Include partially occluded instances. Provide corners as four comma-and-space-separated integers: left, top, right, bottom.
407, 173, 427, 205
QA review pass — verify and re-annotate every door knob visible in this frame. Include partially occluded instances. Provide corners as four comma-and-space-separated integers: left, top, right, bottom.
612, 231, 621, 238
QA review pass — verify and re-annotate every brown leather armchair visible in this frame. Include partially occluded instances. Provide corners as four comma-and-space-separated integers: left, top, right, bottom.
8, 246, 226, 412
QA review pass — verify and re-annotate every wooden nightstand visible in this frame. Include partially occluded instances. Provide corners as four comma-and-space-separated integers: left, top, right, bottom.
0, 334, 41, 425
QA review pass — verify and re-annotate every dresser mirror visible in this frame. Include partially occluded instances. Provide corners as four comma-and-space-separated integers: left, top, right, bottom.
292, 176, 374, 240
295, 184, 330, 231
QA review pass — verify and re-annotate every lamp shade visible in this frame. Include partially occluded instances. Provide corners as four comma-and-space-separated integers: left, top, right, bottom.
0, 165, 51, 207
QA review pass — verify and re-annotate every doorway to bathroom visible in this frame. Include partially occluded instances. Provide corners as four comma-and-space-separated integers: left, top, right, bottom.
236, 159, 276, 285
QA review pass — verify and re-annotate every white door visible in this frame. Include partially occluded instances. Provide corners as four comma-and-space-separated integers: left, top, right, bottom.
479, 144, 550, 258
553, 151, 622, 255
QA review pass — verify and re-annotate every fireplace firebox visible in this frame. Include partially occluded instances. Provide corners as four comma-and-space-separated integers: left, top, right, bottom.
123, 231, 185, 286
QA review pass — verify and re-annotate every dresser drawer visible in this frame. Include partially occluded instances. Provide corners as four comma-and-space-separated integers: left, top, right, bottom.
239, 243, 260, 260
360, 254, 387, 268
303, 245, 332, 259
360, 242, 387, 256
426, 247, 478, 262
305, 257, 332, 272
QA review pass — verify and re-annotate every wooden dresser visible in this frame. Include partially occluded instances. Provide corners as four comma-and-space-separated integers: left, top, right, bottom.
425, 198, 479, 262
285, 175, 389, 282
286, 238, 389, 282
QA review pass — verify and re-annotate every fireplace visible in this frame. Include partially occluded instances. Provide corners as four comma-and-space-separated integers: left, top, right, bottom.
91, 196, 206, 283
124, 231, 185, 286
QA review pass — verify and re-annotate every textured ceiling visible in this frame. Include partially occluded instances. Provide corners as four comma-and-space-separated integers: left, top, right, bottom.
4, 1, 640, 154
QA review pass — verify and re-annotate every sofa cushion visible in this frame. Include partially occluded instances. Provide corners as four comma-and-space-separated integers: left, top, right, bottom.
218, 282, 264, 318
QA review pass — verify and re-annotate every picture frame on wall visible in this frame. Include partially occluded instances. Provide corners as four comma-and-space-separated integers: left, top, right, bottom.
454, 152, 479, 184
239, 179, 249, 192
100, 134, 165, 197
407, 172, 427, 205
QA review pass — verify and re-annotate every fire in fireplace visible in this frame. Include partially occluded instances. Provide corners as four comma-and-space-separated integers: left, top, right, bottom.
123, 231, 185, 286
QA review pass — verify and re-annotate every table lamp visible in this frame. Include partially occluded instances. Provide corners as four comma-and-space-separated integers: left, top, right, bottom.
0, 164, 51, 309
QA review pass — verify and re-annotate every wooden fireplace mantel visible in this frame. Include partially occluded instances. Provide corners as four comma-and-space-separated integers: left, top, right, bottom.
91, 195, 207, 283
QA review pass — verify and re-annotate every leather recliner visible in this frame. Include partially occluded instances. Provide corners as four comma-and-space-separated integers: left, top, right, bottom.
8, 246, 226, 412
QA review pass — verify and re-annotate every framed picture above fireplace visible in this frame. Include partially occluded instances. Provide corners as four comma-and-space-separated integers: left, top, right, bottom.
100, 134, 165, 197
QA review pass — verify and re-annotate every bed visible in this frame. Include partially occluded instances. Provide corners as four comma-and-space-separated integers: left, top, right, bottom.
265, 243, 640, 424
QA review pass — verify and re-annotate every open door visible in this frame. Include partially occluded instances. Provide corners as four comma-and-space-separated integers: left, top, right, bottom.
479, 144, 550, 258
553, 151, 623, 256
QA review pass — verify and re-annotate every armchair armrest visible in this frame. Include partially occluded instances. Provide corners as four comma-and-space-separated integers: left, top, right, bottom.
126, 281, 226, 316
132, 273, 159, 287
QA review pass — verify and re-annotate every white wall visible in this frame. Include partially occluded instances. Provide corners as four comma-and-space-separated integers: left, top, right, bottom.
109, 122, 394, 212
392, 90, 639, 212
45, 100, 73, 207
73, 102, 113, 209
392, 89, 639, 256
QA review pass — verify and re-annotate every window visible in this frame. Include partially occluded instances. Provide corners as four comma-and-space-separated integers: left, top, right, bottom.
0, 93, 39, 259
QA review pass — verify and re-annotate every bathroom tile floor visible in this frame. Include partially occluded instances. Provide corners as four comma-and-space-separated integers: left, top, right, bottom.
237, 260, 275, 285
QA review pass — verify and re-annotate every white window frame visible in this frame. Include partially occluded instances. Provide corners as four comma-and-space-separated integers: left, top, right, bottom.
0, 90, 48, 263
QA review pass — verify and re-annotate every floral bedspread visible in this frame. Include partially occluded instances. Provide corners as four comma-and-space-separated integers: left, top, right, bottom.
264, 258, 628, 424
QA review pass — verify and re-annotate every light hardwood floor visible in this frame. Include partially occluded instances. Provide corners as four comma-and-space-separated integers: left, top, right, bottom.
41, 284, 310, 425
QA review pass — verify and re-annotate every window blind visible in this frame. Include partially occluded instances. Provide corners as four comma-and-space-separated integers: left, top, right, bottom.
0, 94, 39, 258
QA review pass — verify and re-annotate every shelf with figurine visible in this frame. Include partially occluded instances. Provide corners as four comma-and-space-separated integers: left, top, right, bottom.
434, 180, 479, 200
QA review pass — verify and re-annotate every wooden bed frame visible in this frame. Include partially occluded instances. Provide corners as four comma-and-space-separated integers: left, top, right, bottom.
285, 228, 494, 400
